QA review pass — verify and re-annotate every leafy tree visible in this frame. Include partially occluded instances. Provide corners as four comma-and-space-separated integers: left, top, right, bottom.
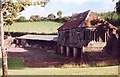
57, 10, 62, 19
30, 15, 41, 21
48, 13, 56, 20
113, 0, 120, 14
15, 16, 27, 22
0, 0, 49, 75
97, 12, 120, 26
115, 0, 120, 14
1, 0, 49, 35
62, 16, 71, 22
40, 17, 47, 21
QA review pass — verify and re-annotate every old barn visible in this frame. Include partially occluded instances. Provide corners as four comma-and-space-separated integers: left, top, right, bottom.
57, 10, 117, 59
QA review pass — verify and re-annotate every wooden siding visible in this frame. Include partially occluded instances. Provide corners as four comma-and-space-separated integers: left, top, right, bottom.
57, 10, 116, 50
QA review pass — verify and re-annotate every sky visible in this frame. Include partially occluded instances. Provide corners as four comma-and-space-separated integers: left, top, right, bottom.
19, 0, 117, 19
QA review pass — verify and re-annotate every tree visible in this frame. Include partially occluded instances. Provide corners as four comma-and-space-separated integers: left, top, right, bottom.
30, 15, 41, 21
62, 16, 71, 22
40, 16, 47, 21
3, 0, 49, 27
114, 0, 120, 14
0, 0, 49, 76
15, 16, 27, 22
48, 13, 56, 20
57, 10, 62, 19
116, 0, 120, 14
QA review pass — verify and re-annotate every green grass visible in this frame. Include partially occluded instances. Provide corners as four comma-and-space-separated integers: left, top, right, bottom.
0, 48, 119, 75
7, 57, 25, 69
4, 21, 62, 34
7, 66, 119, 75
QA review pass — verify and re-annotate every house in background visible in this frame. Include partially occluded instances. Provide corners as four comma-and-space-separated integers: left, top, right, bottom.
57, 10, 117, 59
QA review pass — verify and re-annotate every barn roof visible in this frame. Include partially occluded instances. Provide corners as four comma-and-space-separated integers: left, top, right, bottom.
58, 10, 117, 31
58, 10, 90, 31
17, 34, 58, 42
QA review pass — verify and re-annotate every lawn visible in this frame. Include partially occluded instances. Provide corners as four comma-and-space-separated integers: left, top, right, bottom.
6, 66, 119, 75
7, 57, 25, 69
1, 57, 119, 75
4, 21, 63, 34
0, 47, 119, 76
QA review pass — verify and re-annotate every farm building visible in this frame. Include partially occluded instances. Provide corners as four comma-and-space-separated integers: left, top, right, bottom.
15, 34, 58, 53
57, 10, 118, 59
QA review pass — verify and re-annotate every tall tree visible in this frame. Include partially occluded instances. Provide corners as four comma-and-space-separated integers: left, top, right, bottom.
116, 0, 120, 14
57, 10, 62, 19
30, 15, 41, 21
114, 0, 120, 14
48, 13, 56, 20
15, 16, 27, 22
0, 0, 49, 76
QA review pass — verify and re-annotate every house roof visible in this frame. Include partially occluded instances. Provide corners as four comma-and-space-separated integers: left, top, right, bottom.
58, 10, 117, 31
17, 34, 58, 42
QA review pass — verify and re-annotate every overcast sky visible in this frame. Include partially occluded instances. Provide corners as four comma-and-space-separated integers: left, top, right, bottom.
19, 0, 117, 19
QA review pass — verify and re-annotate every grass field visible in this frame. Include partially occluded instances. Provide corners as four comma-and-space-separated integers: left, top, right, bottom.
0, 56, 118, 76
7, 57, 25, 69
6, 66, 119, 75
4, 21, 63, 34
0, 57, 119, 75
0, 48, 119, 76
0, 60, 119, 75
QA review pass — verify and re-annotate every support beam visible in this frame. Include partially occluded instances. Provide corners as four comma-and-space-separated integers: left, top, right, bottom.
60, 46, 66, 55
60, 45, 64, 54
66, 46, 73, 57
73, 47, 77, 59
66, 46, 70, 57
94, 31, 96, 42
105, 32, 107, 42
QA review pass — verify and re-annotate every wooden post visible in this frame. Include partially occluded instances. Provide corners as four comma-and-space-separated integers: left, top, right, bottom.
66, 46, 70, 57
60, 45, 64, 54
94, 31, 96, 42
73, 47, 77, 59
0, 1, 8, 76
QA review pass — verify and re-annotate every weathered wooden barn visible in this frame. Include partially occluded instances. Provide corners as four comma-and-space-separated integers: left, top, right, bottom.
57, 10, 117, 59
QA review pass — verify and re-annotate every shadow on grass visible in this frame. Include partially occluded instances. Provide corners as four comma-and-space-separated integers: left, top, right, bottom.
7, 47, 119, 68
81, 51, 119, 67
7, 57, 26, 69
7, 47, 71, 68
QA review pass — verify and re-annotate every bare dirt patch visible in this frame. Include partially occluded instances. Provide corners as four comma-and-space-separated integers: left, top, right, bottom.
7, 47, 70, 67
7, 46, 119, 68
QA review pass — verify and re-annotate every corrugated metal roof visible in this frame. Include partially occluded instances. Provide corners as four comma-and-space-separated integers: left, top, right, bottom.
17, 34, 58, 41
58, 10, 90, 31
58, 10, 117, 31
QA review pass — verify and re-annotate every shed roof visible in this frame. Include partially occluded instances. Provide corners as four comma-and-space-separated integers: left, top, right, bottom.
58, 10, 117, 31
17, 34, 58, 42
